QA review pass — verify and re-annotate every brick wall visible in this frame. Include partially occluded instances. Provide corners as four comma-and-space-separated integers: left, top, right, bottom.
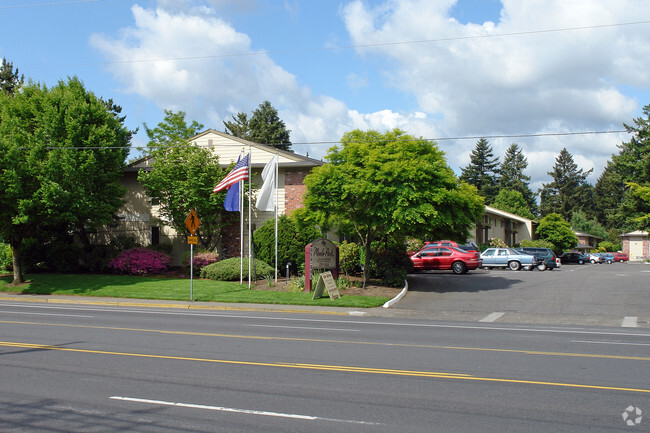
284, 170, 308, 215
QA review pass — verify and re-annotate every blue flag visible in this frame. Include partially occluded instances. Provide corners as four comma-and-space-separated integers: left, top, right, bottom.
223, 178, 240, 212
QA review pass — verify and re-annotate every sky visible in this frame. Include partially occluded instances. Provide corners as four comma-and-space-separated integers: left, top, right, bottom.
2, 0, 650, 192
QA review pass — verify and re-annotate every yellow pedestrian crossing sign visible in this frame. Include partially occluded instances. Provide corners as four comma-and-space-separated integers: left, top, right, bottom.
184, 210, 200, 235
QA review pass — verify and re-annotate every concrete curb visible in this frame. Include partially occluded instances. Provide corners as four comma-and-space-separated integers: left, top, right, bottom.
382, 279, 408, 308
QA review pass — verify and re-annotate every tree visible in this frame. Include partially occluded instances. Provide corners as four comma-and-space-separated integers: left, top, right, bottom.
593, 161, 625, 228
138, 113, 229, 250
304, 129, 484, 286
499, 143, 536, 214
0, 77, 133, 284
627, 182, 650, 227
143, 109, 203, 151
570, 210, 608, 240
223, 112, 250, 140
535, 213, 579, 253
0, 57, 24, 95
491, 189, 535, 219
539, 148, 594, 220
460, 138, 500, 203
249, 101, 291, 151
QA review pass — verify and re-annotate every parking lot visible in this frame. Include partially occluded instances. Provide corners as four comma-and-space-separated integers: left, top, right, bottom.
397, 262, 650, 327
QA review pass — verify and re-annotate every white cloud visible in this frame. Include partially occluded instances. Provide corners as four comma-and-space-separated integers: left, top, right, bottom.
91, 0, 650, 188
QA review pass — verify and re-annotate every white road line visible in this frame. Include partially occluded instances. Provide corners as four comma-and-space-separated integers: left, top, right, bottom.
0, 310, 94, 318
110, 396, 380, 425
622, 316, 639, 328
479, 312, 505, 323
247, 324, 359, 332
571, 339, 650, 347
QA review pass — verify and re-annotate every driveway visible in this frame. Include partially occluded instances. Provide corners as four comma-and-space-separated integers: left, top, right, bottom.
395, 263, 650, 327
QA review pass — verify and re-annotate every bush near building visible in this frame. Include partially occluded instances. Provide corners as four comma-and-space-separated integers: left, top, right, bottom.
200, 257, 274, 281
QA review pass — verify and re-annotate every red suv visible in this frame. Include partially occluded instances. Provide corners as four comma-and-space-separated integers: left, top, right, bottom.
614, 252, 629, 262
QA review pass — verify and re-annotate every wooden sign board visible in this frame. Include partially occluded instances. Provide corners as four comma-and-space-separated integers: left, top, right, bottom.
312, 271, 340, 300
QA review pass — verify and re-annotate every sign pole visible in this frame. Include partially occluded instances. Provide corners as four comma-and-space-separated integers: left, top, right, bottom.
190, 243, 194, 302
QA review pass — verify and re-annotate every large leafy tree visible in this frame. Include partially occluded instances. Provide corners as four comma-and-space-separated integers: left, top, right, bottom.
539, 148, 594, 220
143, 110, 203, 152
0, 77, 132, 284
0, 57, 24, 95
138, 112, 230, 249
499, 143, 536, 214
491, 189, 535, 219
304, 129, 484, 286
224, 101, 292, 151
460, 138, 500, 203
536, 213, 579, 253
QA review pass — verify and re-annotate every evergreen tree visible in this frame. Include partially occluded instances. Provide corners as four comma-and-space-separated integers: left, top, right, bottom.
0, 57, 24, 95
223, 112, 250, 140
249, 101, 292, 151
539, 148, 594, 220
593, 161, 625, 228
499, 143, 536, 215
459, 138, 500, 203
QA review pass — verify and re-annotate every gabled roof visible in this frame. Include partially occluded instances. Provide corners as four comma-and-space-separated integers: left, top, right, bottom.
621, 230, 649, 237
484, 205, 533, 224
573, 230, 602, 240
127, 129, 323, 171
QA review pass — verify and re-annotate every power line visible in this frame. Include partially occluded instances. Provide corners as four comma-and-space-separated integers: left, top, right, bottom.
34, 129, 629, 150
24, 20, 650, 69
0, 0, 103, 9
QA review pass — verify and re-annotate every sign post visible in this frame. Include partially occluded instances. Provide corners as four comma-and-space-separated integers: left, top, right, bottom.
305, 238, 339, 293
184, 210, 201, 301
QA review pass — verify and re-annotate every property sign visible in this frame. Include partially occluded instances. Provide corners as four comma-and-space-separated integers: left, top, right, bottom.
310, 239, 337, 268
184, 210, 200, 235
304, 238, 339, 293
312, 271, 340, 300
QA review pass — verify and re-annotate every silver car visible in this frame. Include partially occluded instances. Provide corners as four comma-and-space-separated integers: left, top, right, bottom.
480, 248, 538, 271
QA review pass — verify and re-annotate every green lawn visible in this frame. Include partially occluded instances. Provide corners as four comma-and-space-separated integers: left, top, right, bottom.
0, 273, 390, 308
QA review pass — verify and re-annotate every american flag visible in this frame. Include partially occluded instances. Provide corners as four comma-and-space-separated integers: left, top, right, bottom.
213, 153, 250, 193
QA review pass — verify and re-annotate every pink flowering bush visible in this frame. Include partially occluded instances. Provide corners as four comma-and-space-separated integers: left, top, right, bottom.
108, 248, 173, 275
183, 251, 220, 273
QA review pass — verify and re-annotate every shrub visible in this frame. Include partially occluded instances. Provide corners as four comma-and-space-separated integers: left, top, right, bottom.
338, 241, 361, 275
253, 213, 320, 275
109, 234, 141, 251
519, 239, 555, 250
1, 243, 12, 272
405, 237, 424, 253
200, 257, 274, 281
361, 236, 413, 287
108, 248, 173, 275
489, 238, 507, 248
183, 251, 219, 273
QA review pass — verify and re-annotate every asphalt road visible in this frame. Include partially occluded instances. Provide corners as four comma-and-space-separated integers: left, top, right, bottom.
397, 262, 650, 327
1, 300, 649, 432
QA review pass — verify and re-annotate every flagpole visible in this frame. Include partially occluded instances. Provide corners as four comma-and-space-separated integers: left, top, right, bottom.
274, 152, 279, 282
248, 146, 252, 289
239, 178, 244, 285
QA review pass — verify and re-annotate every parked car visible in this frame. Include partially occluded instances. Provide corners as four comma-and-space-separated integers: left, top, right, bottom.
614, 252, 629, 262
410, 246, 481, 274
419, 240, 480, 253
480, 248, 539, 271
559, 252, 590, 265
600, 253, 615, 264
589, 253, 602, 264
515, 247, 558, 270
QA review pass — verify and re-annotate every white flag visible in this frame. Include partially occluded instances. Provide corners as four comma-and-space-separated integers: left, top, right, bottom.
255, 154, 278, 211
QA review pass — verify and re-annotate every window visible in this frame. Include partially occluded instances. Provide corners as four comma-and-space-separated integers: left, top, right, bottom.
151, 226, 160, 245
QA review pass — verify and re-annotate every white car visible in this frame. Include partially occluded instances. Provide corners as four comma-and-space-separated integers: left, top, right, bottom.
589, 253, 602, 264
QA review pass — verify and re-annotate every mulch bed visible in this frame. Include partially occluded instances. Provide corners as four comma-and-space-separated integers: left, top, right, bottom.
251, 274, 403, 298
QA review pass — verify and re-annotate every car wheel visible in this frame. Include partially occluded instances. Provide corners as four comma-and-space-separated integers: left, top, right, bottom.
578, 259, 584, 264
508, 261, 521, 271
607, 260, 612, 264
452, 261, 466, 274
619, 259, 624, 263
537, 262, 547, 271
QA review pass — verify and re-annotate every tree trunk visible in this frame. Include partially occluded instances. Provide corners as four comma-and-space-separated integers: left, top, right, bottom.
77, 224, 92, 252
10, 235, 24, 286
